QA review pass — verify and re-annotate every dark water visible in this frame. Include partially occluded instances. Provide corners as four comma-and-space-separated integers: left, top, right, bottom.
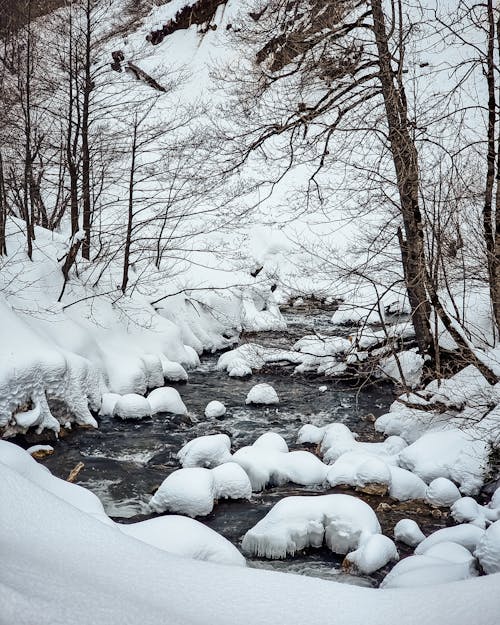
40, 310, 448, 587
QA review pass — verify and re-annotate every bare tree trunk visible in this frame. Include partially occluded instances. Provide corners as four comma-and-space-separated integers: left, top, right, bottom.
121, 116, 138, 294
81, 0, 92, 260
0, 151, 6, 256
371, 0, 432, 354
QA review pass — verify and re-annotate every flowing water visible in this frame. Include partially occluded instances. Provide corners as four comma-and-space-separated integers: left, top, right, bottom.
38, 308, 449, 587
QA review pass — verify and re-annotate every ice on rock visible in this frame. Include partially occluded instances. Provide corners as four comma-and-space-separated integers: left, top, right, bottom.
344, 534, 399, 574
475, 520, 500, 574
211, 462, 252, 500
394, 519, 426, 547
177, 434, 232, 468
204, 400, 226, 418
245, 383, 279, 405
242, 494, 381, 559
415, 524, 485, 555
252, 432, 288, 453
147, 387, 187, 415
113, 394, 152, 420
425, 478, 462, 507
399, 429, 488, 495
99, 392, 121, 417
149, 464, 251, 517
119, 515, 246, 567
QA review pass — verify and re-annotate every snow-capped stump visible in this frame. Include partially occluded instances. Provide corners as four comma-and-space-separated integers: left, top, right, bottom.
425, 478, 462, 507
343, 534, 399, 575
177, 434, 232, 468
148, 464, 251, 517
415, 524, 485, 555
204, 400, 226, 418
252, 431, 288, 453
451, 497, 500, 528
99, 392, 121, 417
119, 515, 246, 567
394, 519, 425, 547
245, 383, 279, 405
147, 387, 187, 415
26, 444, 54, 460
475, 519, 500, 574
241, 494, 381, 559
113, 394, 152, 420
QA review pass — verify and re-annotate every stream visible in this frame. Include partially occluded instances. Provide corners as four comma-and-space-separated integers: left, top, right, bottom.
39, 308, 450, 588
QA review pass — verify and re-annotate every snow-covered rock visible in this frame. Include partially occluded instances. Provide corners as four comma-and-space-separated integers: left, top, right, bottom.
119, 515, 245, 567
415, 524, 485, 555
113, 394, 152, 420
147, 387, 187, 415
245, 383, 279, 405
379, 350, 424, 389
242, 494, 381, 559
381, 554, 477, 589
475, 520, 500, 574
26, 444, 54, 458
159, 358, 188, 382
252, 432, 288, 453
177, 434, 232, 469
344, 534, 399, 574
394, 519, 425, 547
99, 392, 121, 417
425, 478, 462, 507
204, 400, 226, 418
148, 463, 251, 517
451, 497, 500, 528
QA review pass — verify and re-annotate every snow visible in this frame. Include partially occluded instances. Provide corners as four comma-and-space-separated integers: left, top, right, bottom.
99, 392, 121, 416
381, 554, 477, 589
252, 432, 289, 453
148, 463, 251, 517
147, 386, 187, 415
177, 434, 232, 468
119, 515, 246, 567
344, 534, 399, 575
113, 393, 152, 420
26, 444, 54, 457
394, 519, 426, 547
451, 497, 500, 527
205, 400, 226, 418
415, 525, 485, 555
378, 350, 424, 389
242, 494, 381, 559
160, 358, 188, 382
425, 478, 462, 507
475, 520, 500, 574
245, 383, 280, 405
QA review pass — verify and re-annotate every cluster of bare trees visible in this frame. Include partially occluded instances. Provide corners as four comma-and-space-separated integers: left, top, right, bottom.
215, 0, 500, 381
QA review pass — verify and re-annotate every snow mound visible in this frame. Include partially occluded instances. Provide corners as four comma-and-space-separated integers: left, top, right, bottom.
381, 553, 477, 589
451, 497, 500, 528
205, 400, 226, 418
378, 350, 424, 389
177, 434, 232, 468
415, 524, 485, 555
425, 478, 462, 507
252, 432, 288, 453
119, 515, 245, 567
148, 463, 251, 517
232, 442, 328, 491
159, 358, 188, 382
344, 534, 399, 574
399, 429, 488, 495
245, 383, 279, 405
475, 520, 500, 574
242, 494, 381, 559
99, 392, 121, 416
113, 394, 152, 420
217, 343, 300, 378
147, 387, 187, 415
394, 519, 425, 547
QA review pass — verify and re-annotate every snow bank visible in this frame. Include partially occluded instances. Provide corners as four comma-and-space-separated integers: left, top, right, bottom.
242, 494, 381, 559
148, 463, 251, 517
120, 515, 246, 567
245, 383, 279, 405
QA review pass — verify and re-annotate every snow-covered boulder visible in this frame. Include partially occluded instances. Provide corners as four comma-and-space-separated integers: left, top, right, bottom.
415, 524, 485, 555
119, 516, 245, 567
159, 357, 188, 382
394, 519, 425, 547
451, 497, 500, 528
381, 553, 477, 589
379, 350, 424, 389
177, 434, 232, 469
148, 464, 251, 517
475, 520, 500, 574
204, 400, 226, 418
425, 478, 462, 507
399, 429, 488, 495
242, 494, 381, 559
113, 394, 152, 420
147, 387, 187, 415
245, 383, 279, 405
252, 432, 288, 453
99, 392, 121, 417
344, 534, 399, 574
